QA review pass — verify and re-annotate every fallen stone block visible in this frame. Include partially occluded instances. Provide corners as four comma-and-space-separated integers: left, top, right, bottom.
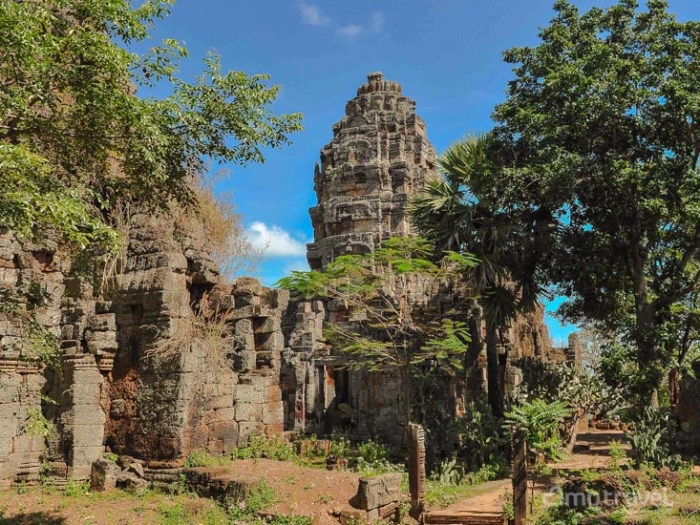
351, 473, 402, 512
117, 470, 149, 491
183, 467, 262, 502
90, 459, 121, 492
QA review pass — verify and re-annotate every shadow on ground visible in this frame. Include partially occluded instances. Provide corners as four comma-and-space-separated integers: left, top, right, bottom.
0, 513, 67, 525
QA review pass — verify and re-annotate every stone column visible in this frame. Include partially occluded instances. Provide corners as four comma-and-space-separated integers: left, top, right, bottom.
63, 354, 106, 479
407, 423, 426, 519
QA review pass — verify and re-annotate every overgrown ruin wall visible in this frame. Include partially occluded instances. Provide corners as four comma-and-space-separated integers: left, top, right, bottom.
0, 213, 290, 483
0, 72, 571, 485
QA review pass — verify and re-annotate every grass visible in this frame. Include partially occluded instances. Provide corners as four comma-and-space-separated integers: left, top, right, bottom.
425, 477, 504, 509
625, 490, 700, 525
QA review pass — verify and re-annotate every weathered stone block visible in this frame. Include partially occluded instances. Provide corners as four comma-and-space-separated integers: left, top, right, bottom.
184, 467, 261, 502
352, 473, 402, 511
117, 470, 149, 491
90, 460, 121, 491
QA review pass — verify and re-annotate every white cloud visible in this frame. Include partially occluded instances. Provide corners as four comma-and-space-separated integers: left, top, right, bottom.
371, 12, 385, 34
297, 1, 330, 27
336, 24, 363, 39
246, 222, 308, 257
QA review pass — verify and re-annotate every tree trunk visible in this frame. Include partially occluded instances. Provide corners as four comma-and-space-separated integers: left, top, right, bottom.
486, 325, 502, 417
635, 305, 664, 406
669, 367, 681, 407
563, 409, 585, 455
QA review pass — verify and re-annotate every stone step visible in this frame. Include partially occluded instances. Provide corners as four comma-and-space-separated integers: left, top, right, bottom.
423, 510, 507, 525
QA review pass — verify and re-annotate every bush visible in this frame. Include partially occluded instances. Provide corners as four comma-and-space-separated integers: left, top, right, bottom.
452, 399, 506, 470
232, 433, 296, 462
184, 450, 230, 468
626, 407, 687, 471
608, 440, 626, 471
357, 439, 389, 463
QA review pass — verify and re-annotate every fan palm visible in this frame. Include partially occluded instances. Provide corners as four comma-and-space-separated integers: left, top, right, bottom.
411, 133, 547, 415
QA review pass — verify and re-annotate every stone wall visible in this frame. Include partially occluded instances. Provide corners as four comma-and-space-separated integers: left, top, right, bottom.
0, 71, 576, 485
0, 210, 291, 483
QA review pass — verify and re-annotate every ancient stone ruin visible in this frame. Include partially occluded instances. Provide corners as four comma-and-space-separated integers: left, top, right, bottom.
307, 72, 438, 270
0, 73, 576, 488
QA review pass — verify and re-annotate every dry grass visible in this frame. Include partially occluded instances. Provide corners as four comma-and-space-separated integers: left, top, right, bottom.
145, 293, 238, 370
175, 179, 264, 281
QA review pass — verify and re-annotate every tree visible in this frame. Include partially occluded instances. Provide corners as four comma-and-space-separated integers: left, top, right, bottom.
0, 0, 302, 251
489, 0, 700, 401
277, 237, 477, 433
411, 133, 551, 415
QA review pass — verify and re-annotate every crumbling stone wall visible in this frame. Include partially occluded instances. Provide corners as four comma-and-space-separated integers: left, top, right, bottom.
0, 71, 578, 486
0, 210, 291, 484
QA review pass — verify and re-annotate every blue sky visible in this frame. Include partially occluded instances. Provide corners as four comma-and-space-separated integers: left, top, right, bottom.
140, 0, 700, 344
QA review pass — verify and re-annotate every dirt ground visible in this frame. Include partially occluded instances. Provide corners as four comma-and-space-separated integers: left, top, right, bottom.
1, 430, 697, 524
0, 459, 363, 525
232, 458, 362, 523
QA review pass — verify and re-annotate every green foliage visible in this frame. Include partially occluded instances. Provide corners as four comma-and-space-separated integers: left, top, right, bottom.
183, 450, 230, 468
608, 440, 627, 471
0, 0, 301, 251
626, 407, 686, 471
498, 490, 515, 521
414, 319, 471, 374
431, 458, 462, 486
505, 399, 572, 463
452, 399, 506, 470
357, 439, 389, 464
156, 497, 229, 525
328, 432, 352, 459
63, 479, 90, 498
22, 408, 53, 439
232, 433, 295, 462
487, 0, 700, 397
279, 237, 474, 425
267, 517, 313, 525
226, 479, 276, 520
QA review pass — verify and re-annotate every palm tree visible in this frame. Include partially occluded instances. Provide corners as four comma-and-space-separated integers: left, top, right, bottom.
411, 133, 547, 415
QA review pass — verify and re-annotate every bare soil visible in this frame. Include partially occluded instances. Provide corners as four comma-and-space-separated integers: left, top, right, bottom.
0, 459, 363, 525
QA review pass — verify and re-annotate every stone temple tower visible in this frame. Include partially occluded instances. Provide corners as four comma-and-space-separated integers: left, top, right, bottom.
306, 72, 439, 270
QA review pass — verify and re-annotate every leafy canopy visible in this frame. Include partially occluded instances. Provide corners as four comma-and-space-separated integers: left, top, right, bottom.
0, 0, 302, 250
489, 0, 700, 394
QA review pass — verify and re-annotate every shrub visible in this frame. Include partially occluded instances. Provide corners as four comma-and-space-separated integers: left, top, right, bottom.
430, 458, 463, 486
329, 432, 352, 459
232, 433, 296, 462
626, 407, 687, 471
184, 450, 230, 468
452, 399, 506, 470
357, 439, 389, 463
608, 440, 626, 471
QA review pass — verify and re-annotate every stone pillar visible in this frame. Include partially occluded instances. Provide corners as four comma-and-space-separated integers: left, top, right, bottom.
511, 431, 528, 525
408, 423, 426, 519
63, 354, 106, 479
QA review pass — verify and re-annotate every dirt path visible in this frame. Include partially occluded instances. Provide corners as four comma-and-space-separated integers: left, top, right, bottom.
431, 430, 627, 517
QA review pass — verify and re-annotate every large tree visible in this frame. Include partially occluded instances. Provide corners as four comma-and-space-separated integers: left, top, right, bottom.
489, 0, 700, 401
0, 0, 302, 251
